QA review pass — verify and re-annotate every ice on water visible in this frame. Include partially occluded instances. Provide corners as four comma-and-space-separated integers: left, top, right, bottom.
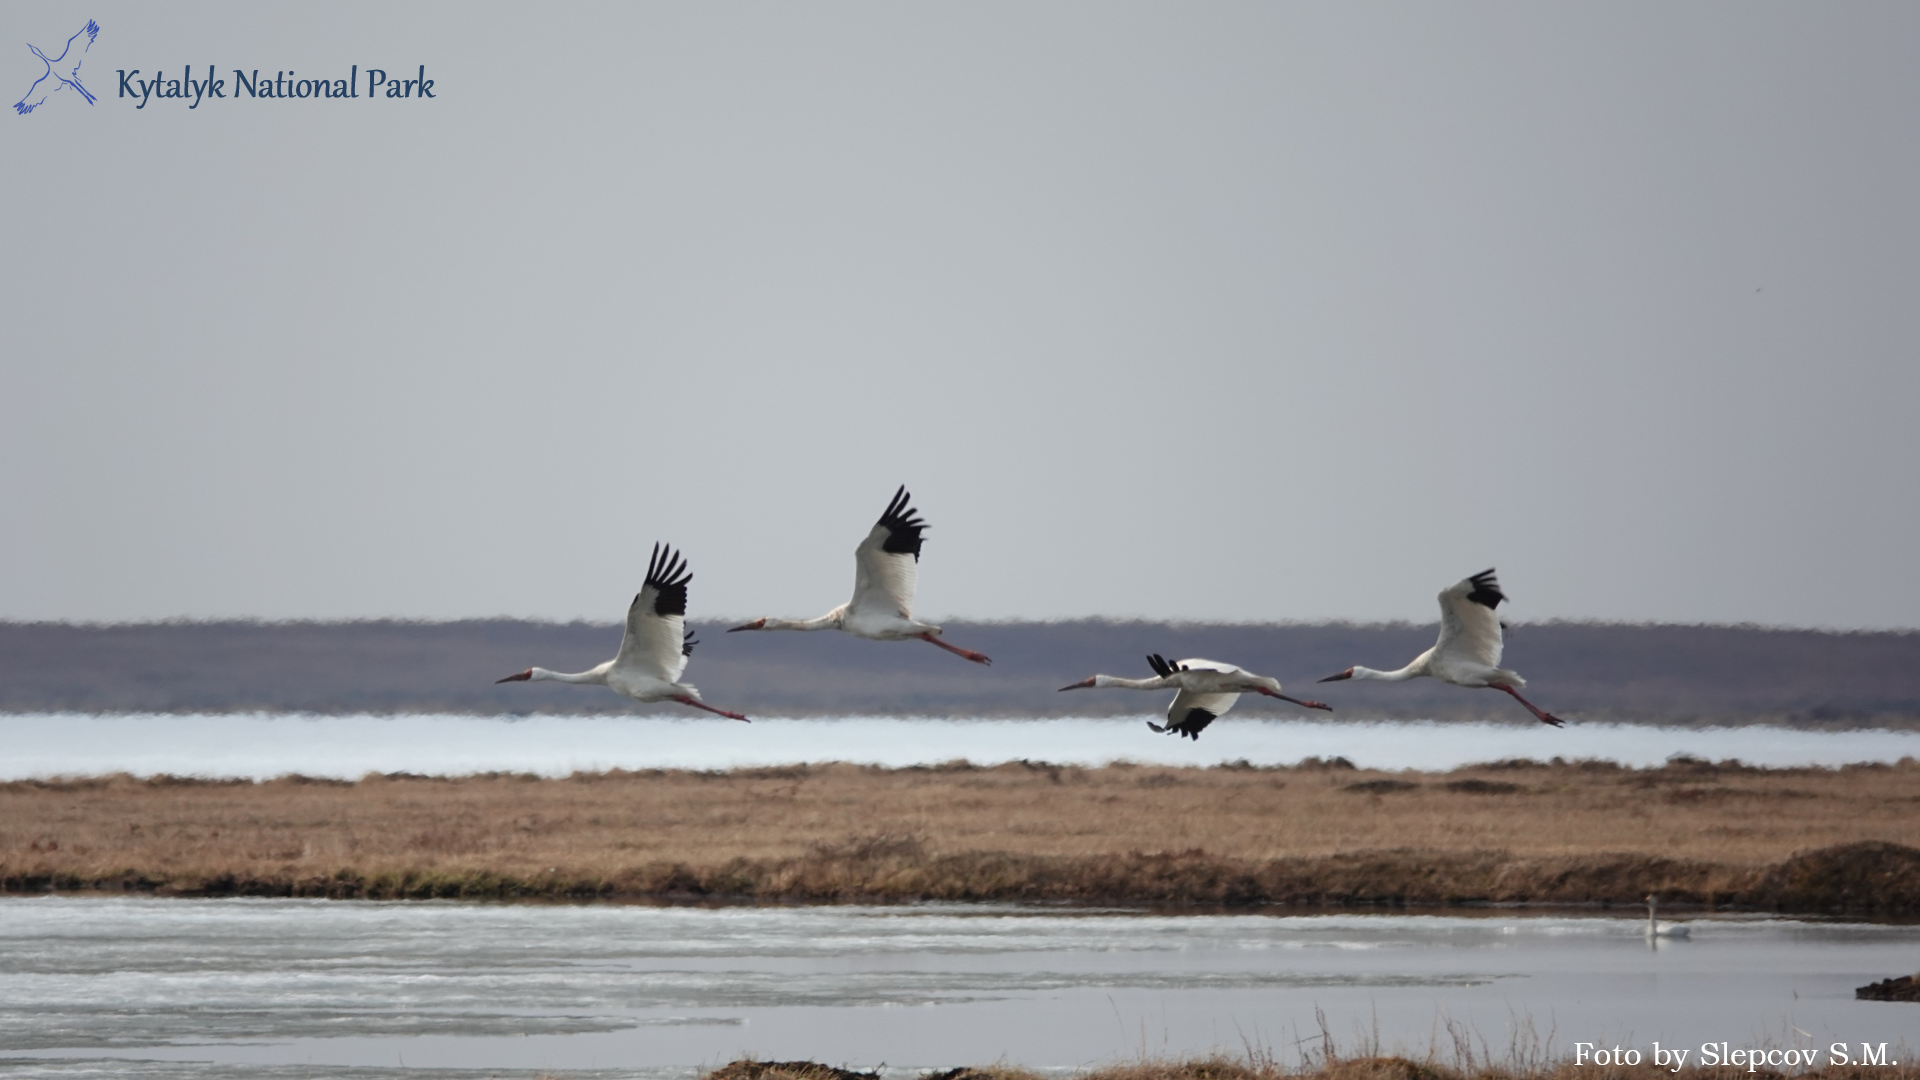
1, 898, 1915, 1079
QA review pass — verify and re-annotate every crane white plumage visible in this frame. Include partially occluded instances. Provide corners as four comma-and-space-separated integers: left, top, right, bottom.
1060, 654, 1332, 740
495, 543, 748, 721
15, 20, 98, 114
727, 485, 991, 665
1317, 568, 1566, 726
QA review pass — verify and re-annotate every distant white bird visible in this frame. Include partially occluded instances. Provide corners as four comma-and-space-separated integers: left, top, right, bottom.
496, 543, 748, 721
1645, 894, 1690, 939
1317, 568, 1566, 727
15, 20, 98, 115
1060, 654, 1332, 740
728, 486, 990, 665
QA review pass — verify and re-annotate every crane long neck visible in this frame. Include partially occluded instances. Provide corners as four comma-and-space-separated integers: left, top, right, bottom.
1094, 675, 1175, 690
1352, 663, 1423, 682
764, 613, 841, 631
533, 666, 606, 685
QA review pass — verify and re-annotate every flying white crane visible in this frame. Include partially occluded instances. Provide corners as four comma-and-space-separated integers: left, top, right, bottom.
496, 543, 748, 721
1317, 568, 1565, 727
1059, 654, 1333, 740
1644, 894, 1691, 939
727, 485, 991, 665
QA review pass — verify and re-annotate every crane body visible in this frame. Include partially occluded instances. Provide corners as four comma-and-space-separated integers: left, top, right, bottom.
1061, 654, 1331, 740
497, 543, 748, 721
729, 486, 990, 664
1319, 569, 1565, 726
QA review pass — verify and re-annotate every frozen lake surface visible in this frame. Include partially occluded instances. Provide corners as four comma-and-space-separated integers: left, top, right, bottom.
0, 898, 1915, 1080
3, 714, 1918, 779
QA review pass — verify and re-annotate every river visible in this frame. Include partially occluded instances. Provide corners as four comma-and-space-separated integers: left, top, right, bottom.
0, 898, 1914, 1079
3, 714, 1917, 779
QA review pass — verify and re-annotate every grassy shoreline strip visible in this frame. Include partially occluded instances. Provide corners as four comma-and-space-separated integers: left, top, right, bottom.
6, 839, 1919, 914
5, 759, 1918, 912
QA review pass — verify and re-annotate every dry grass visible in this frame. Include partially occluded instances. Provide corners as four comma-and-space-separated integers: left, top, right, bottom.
4, 758, 1919, 909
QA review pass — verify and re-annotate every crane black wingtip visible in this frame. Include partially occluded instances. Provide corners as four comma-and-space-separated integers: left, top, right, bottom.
1465, 568, 1506, 609
876, 485, 928, 557
1159, 707, 1217, 739
642, 541, 693, 617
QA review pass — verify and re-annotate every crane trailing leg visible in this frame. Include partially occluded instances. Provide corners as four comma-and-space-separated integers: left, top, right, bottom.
673, 695, 751, 722
1493, 683, 1564, 727
917, 632, 991, 665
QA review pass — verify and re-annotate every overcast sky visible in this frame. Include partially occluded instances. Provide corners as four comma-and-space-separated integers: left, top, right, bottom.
4, 2, 1916, 628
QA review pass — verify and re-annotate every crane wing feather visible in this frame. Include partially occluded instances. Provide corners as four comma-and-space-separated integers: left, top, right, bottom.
849, 487, 925, 618
874, 484, 927, 557
1435, 568, 1505, 669
615, 543, 692, 682
1151, 689, 1239, 740
852, 530, 919, 619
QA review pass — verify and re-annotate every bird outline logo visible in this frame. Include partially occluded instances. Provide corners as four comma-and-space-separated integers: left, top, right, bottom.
15, 19, 99, 115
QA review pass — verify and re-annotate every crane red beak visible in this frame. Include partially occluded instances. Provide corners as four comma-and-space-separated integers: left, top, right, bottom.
726, 619, 766, 633
1058, 677, 1096, 691
496, 669, 532, 683
1317, 668, 1355, 683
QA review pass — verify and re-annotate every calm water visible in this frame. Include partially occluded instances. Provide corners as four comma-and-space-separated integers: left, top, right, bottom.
4, 714, 1919, 779
0, 899, 1915, 1079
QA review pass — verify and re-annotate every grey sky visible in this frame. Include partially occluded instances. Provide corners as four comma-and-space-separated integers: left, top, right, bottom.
3, 2, 1916, 627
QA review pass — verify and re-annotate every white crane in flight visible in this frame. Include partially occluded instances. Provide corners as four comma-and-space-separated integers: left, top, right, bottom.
1317, 568, 1566, 726
1060, 654, 1332, 740
728, 485, 991, 665
496, 543, 748, 721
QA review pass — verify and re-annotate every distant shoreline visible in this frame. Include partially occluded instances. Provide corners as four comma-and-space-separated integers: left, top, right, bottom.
3, 619, 1917, 724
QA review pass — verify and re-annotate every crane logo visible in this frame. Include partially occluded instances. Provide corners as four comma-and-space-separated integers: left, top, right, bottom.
14, 19, 99, 115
